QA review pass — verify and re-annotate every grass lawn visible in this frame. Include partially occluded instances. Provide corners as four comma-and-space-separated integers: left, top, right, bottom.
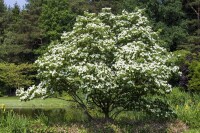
0, 96, 70, 109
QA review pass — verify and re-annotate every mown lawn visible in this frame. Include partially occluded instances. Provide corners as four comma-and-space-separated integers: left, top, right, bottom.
0, 97, 70, 109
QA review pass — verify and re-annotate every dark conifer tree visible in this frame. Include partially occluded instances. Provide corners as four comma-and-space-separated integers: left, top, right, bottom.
138, 0, 187, 51
0, 0, 6, 44
183, 0, 200, 51
0, 1, 44, 63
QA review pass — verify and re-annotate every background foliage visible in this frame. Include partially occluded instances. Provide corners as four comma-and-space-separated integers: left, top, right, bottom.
0, 63, 35, 96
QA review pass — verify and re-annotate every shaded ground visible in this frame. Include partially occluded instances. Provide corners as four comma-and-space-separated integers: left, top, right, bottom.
30, 119, 188, 133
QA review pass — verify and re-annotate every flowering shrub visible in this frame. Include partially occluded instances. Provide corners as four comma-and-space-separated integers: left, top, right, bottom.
17, 8, 180, 119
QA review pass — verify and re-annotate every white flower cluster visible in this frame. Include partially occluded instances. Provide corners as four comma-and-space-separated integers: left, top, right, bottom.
16, 82, 49, 101
16, 8, 180, 105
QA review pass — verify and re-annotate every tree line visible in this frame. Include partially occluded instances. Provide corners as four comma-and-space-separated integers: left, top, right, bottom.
0, 0, 199, 96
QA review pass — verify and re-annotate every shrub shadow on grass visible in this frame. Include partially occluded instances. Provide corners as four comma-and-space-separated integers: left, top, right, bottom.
60, 117, 188, 133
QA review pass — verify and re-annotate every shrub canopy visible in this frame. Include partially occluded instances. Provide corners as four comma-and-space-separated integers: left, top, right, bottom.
17, 8, 180, 118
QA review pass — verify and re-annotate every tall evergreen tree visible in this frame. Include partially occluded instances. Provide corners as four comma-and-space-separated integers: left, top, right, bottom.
0, 1, 44, 63
0, 3, 22, 62
107, 0, 188, 51
19, 0, 44, 60
39, 0, 76, 41
0, 0, 6, 44
69, 0, 122, 14
39, 0, 123, 42
183, 0, 200, 50
138, 0, 188, 51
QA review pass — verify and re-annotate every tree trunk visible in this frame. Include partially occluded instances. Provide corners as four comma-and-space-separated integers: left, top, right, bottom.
104, 110, 110, 120
70, 92, 93, 121
83, 108, 93, 121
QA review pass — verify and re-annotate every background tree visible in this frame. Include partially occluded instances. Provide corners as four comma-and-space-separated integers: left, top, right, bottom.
0, 0, 7, 44
39, 0, 124, 42
0, 1, 41, 95
183, 0, 200, 50
68, 0, 122, 14
39, 0, 76, 41
0, 63, 35, 96
23, 0, 44, 50
125, 0, 188, 51
0, 1, 44, 63
0, 3, 30, 63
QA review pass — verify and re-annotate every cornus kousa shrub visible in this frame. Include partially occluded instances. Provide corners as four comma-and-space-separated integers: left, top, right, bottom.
16, 8, 180, 119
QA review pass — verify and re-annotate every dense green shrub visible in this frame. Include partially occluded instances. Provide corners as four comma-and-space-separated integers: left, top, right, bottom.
188, 60, 200, 91
178, 52, 200, 92
175, 50, 200, 92
173, 50, 190, 65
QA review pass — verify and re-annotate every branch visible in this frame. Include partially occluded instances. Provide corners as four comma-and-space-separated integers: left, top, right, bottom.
187, 0, 199, 16
70, 92, 93, 120
111, 108, 126, 120
110, 101, 132, 119
70, 92, 85, 107
92, 98, 102, 108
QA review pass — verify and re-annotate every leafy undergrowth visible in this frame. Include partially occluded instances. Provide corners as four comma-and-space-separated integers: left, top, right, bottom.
167, 88, 200, 129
